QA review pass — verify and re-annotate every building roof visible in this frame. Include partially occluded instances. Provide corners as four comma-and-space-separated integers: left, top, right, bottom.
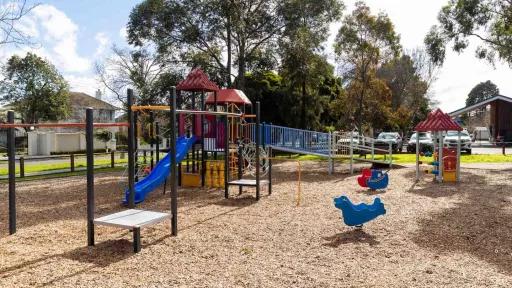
415, 108, 462, 132
69, 92, 119, 110
205, 89, 252, 106
176, 68, 220, 92
448, 94, 512, 117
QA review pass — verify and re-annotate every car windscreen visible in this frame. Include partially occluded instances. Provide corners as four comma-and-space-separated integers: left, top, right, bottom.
378, 134, 396, 139
410, 133, 430, 140
446, 131, 469, 137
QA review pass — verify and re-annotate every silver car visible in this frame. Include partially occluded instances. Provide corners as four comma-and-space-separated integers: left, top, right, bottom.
444, 130, 472, 154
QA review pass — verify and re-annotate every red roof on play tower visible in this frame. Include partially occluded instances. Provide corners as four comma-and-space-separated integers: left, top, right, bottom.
176, 68, 220, 92
205, 89, 252, 106
415, 108, 462, 132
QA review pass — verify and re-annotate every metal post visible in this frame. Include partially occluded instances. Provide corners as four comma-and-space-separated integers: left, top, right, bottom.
111, 151, 115, 168
19, 156, 24, 178
170, 87, 178, 236
86, 108, 94, 246
371, 140, 375, 160
238, 144, 243, 195
328, 131, 332, 175
388, 142, 392, 168
134, 111, 139, 182
456, 130, 461, 182
416, 131, 420, 181
70, 154, 75, 172
150, 111, 154, 170
255, 102, 261, 200
349, 132, 354, 174
133, 227, 141, 253
201, 91, 205, 187
7, 110, 16, 234
438, 132, 443, 183
268, 147, 272, 195
155, 122, 160, 164
224, 114, 229, 198
127, 89, 136, 208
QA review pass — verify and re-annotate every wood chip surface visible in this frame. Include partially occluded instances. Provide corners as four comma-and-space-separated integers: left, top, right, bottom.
1, 161, 511, 287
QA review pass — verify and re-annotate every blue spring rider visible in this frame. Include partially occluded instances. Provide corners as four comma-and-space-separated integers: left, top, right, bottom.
366, 169, 389, 190
334, 196, 386, 227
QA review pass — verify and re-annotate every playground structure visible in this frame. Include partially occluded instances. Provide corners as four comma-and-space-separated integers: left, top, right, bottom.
261, 125, 394, 174
357, 168, 389, 191
414, 109, 462, 183
333, 195, 386, 227
1, 67, 274, 253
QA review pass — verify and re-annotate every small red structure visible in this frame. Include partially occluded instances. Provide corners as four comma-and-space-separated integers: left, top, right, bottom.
176, 68, 220, 138
415, 109, 462, 132
414, 109, 463, 183
176, 68, 220, 92
205, 89, 252, 106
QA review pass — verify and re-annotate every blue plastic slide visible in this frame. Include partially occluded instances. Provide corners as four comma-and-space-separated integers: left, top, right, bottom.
124, 136, 196, 204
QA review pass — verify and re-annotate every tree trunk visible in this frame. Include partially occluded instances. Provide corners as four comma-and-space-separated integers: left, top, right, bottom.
301, 79, 307, 129
226, 14, 232, 87
237, 40, 246, 91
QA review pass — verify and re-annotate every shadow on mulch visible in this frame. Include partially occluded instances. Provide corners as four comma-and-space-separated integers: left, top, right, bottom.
322, 229, 380, 247
62, 239, 134, 267
412, 168, 512, 275
213, 196, 259, 207
358, 189, 387, 196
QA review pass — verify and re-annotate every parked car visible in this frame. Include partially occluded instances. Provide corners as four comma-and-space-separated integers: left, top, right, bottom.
472, 126, 490, 142
444, 130, 472, 154
407, 132, 433, 153
374, 132, 403, 153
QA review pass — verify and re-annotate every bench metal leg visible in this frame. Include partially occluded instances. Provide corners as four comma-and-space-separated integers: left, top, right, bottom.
133, 227, 141, 253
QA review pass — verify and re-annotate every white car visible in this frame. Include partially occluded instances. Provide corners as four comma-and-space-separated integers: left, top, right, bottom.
444, 130, 472, 154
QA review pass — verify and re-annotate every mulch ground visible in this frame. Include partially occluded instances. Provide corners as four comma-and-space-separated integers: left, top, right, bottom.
1, 161, 512, 287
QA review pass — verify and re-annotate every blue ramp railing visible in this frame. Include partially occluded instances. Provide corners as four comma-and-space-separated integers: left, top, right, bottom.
258, 124, 331, 156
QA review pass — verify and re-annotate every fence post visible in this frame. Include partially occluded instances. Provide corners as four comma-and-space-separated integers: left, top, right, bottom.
388, 142, 393, 168
328, 131, 332, 175
19, 156, 25, 178
70, 154, 75, 172
111, 151, 115, 168
371, 140, 375, 160
349, 132, 354, 174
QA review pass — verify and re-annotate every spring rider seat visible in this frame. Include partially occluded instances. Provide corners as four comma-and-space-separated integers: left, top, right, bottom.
334, 196, 386, 227
357, 168, 372, 187
367, 170, 389, 190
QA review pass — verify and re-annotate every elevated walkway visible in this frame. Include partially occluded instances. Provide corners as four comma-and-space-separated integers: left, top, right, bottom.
257, 124, 393, 173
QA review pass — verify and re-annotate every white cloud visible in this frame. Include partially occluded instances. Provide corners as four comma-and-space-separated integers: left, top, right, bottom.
65, 74, 99, 96
119, 26, 128, 40
94, 32, 110, 57
0, 4, 91, 73
30, 4, 91, 73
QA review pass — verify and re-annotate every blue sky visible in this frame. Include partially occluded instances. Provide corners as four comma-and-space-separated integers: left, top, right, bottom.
1, 0, 512, 112
0, 0, 141, 102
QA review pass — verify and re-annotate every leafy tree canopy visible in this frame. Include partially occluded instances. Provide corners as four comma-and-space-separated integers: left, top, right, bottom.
334, 1, 401, 133
425, 0, 512, 66
0, 52, 70, 124
466, 80, 499, 106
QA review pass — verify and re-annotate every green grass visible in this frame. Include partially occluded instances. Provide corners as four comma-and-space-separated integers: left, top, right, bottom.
277, 153, 512, 163
0, 167, 125, 183
0, 158, 129, 175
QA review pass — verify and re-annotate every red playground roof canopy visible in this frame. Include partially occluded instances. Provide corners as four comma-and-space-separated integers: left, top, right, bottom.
176, 68, 220, 92
415, 108, 462, 132
205, 89, 252, 106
